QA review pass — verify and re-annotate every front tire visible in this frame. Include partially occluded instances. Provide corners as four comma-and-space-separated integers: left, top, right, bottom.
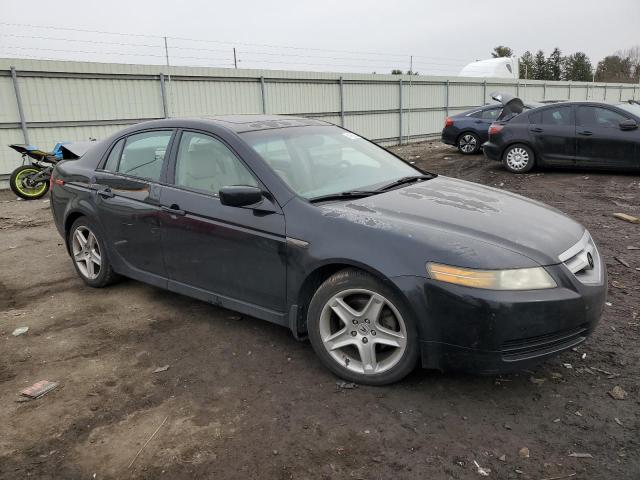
307, 269, 419, 385
69, 217, 120, 288
457, 132, 481, 155
503, 144, 535, 173
10, 165, 50, 200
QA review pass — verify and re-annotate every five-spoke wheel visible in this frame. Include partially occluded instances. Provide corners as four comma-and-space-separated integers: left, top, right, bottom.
69, 217, 119, 287
457, 133, 481, 155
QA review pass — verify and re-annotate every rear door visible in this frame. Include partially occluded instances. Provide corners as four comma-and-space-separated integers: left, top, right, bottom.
93, 130, 174, 284
159, 130, 287, 317
471, 107, 502, 142
575, 105, 637, 169
528, 105, 576, 166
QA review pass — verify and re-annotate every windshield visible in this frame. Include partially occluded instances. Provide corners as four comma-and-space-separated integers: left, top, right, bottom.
241, 125, 422, 199
617, 103, 640, 118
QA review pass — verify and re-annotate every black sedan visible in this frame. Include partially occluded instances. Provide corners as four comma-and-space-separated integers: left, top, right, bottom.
50, 116, 606, 385
441, 102, 539, 154
483, 101, 640, 173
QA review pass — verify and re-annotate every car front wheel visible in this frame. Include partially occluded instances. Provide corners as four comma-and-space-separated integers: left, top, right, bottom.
307, 269, 418, 385
457, 132, 481, 154
503, 144, 535, 173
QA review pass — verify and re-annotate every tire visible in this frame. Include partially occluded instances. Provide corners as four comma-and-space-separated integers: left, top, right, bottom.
10, 165, 50, 200
457, 132, 481, 155
68, 217, 120, 288
307, 269, 419, 385
502, 144, 535, 173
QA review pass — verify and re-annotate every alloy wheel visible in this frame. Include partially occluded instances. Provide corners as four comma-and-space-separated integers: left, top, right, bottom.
459, 134, 478, 153
505, 147, 530, 170
319, 288, 407, 375
72, 226, 102, 280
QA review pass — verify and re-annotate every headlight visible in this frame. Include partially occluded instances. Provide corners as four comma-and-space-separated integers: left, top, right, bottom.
426, 263, 557, 290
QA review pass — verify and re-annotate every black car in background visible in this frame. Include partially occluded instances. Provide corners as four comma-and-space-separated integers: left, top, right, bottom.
49, 115, 606, 385
484, 101, 640, 173
441, 102, 539, 154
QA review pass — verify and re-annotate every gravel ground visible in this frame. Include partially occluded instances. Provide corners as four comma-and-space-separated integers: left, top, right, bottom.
0, 142, 638, 479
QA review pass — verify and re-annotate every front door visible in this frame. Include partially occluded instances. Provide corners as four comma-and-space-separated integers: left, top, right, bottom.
528, 105, 576, 166
575, 105, 638, 169
93, 130, 174, 283
160, 130, 287, 319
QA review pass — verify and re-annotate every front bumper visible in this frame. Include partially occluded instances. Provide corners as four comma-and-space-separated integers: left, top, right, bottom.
482, 141, 501, 161
392, 263, 607, 374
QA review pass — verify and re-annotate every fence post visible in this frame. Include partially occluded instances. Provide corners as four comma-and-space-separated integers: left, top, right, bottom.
260, 76, 267, 114
10, 66, 29, 144
516, 81, 520, 98
543, 82, 546, 100
445, 80, 450, 117
603, 83, 607, 101
159, 73, 168, 118
398, 78, 403, 145
483, 80, 487, 104
619, 85, 623, 101
339, 76, 345, 127
568, 81, 572, 100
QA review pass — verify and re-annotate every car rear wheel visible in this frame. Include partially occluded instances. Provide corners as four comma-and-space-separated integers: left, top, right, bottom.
69, 217, 120, 288
457, 132, 481, 155
503, 144, 535, 173
307, 269, 418, 385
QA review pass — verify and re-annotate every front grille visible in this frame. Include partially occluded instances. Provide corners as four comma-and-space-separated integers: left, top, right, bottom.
559, 230, 603, 285
501, 325, 588, 361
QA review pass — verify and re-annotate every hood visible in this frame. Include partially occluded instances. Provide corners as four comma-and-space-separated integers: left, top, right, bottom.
320, 176, 584, 267
491, 91, 525, 120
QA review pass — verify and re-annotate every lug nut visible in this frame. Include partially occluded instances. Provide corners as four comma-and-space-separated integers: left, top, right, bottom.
351, 331, 357, 336
352, 319, 359, 325
365, 319, 370, 324
371, 330, 376, 336
362, 337, 368, 344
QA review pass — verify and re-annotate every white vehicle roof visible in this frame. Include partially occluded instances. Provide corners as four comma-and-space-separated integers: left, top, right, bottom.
459, 57, 519, 79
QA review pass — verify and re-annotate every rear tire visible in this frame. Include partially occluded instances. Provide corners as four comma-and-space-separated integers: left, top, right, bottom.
10, 165, 50, 200
307, 269, 419, 385
502, 144, 535, 173
68, 217, 120, 288
457, 132, 481, 155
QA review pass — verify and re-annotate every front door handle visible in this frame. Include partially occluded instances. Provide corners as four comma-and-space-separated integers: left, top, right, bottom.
161, 204, 186, 216
97, 187, 114, 199
578, 130, 593, 136
530, 127, 544, 133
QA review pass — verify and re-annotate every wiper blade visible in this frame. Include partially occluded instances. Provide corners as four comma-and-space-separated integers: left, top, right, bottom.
375, 174, 433, 192
308, 190, 379, 203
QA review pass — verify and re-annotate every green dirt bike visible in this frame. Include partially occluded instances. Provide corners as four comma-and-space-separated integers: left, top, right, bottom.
8, 142, 93, 200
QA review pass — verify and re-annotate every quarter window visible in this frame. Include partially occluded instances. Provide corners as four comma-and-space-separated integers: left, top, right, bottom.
118, 131, 172, 181
577, 106, 627, 128
175, 132, 258, 195
103, 138, 125, 172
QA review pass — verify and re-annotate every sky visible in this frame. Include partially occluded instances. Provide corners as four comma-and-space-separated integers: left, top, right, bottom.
1, 0, 638, 75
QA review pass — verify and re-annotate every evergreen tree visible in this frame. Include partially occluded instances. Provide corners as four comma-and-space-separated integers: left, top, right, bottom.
533, 50, 549, 80
564, 52, 594, 81
492, 46, 514, 58
547, 48, 563, 81
519, 51, 534, 79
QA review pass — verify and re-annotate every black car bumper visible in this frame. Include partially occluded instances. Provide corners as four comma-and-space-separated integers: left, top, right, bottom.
391, 264, 607, 374
482, 141, 501, 161
441, 127, 458, 146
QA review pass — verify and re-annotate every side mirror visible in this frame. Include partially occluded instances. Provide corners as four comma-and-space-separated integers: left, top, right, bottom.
619, 119, 638, 131
219, 185, 263, 207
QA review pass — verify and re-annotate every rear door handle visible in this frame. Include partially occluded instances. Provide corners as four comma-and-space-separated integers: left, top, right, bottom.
97, 187, 114, 199
530, 127, 544, 133
578, 130, 593, 136
161, 204, 186, 216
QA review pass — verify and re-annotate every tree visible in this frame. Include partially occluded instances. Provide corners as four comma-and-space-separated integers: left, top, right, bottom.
519, 51, 534, 79
533, 50, 550, 80
391, 69, 403, 75
564, 52, 593, 81
492, 46, 514, 58
595, 55, 634, 82
547, 47, 563, 81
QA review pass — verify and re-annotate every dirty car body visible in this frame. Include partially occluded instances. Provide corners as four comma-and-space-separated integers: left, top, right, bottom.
49, 116, 607, 381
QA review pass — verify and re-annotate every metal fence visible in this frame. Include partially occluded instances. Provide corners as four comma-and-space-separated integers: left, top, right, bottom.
1, 58, 639, 186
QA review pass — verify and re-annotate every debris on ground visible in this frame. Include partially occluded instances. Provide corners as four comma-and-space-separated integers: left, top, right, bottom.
568, 452, 593, 458
614, 257, 631, 268
336, 381, 357, 390
20, 380, 58, 399
518, 447, 530, 458
608, 386, 627, 400
614, 417, 623, 426
613, 212, 640, 224
529, 376, 545, 385
473, 460, 491, 476
153, 365, 170, 373
12, 326, 29, 336
627, 246, 640, 250
498, 454, 506, 462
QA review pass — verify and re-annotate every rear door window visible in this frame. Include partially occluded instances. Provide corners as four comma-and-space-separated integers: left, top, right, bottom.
480, 108, 501, 120
118, 131, 173, 181
540, 106, 573, 126
577, 106, 627, 128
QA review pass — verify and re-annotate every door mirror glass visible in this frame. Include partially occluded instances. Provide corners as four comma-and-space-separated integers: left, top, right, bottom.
619, 118, 638, 131
219, 185, 263, 207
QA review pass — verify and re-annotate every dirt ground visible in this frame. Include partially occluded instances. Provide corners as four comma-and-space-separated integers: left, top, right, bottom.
1, 143, 638, 480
